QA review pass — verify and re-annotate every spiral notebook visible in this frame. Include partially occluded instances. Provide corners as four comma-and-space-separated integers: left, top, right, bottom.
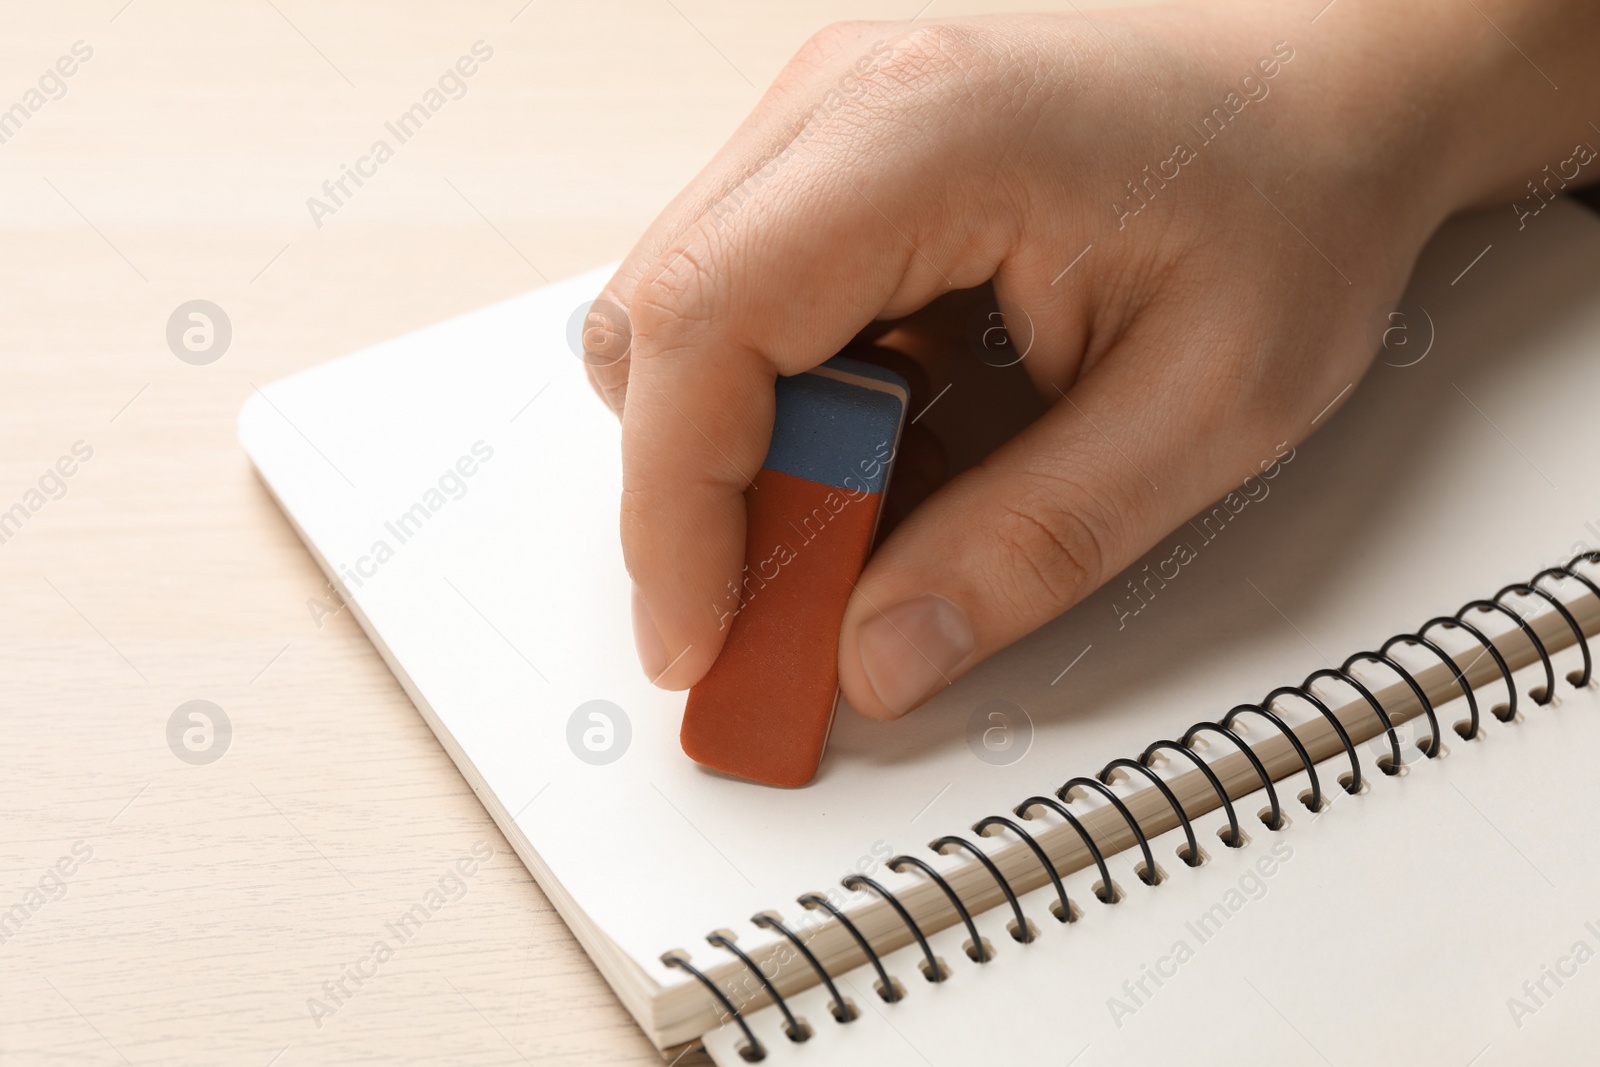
240, 196, 1600, 1064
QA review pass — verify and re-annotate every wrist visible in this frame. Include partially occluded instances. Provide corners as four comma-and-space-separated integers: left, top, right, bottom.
1292, 0, 1600, 216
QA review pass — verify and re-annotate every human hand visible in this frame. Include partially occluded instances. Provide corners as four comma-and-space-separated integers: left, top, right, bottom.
584, 1, 1600, 718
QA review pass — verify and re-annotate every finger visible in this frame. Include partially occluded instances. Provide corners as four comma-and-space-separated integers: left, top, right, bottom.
582, 20, 893, 411
836, 311, 1318, 719
619, 65, 1017, 689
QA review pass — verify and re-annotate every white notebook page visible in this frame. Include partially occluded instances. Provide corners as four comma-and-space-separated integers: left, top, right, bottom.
239, 198, 1600, 1043
708, 680, 1600, 1065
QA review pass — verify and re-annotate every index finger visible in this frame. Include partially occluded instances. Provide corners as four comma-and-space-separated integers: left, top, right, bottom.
618, 101, 1002, 690
581, 19, 892, 411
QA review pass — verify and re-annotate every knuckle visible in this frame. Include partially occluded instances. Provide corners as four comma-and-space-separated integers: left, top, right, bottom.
988, 471, 1112, 615
627, 243, 721, 360
790, 20, 875, 72
797, 23, 1014, 149
862, 24, 991, 102
780, 24, 1010, 168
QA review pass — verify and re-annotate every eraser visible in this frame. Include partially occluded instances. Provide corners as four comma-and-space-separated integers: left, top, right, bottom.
681, 357, 908, 787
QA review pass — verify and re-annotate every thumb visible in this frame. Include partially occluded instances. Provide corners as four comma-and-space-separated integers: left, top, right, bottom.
836, 324, 1304, 719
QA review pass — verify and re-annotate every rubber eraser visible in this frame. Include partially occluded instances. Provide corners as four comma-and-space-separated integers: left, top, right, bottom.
681, 357, 908, 787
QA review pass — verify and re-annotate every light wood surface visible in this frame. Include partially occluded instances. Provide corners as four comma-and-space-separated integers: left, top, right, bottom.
16, 1, 1600, 1064
5, 1, 1161, 1063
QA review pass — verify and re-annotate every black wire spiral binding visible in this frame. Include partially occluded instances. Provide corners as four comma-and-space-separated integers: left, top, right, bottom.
1140, 738, 1244, 846
679, 555, 1600, 1061
1503, 582, 1591, 687
706, 932, 808, 1044
1433, 613, 1516, 726
664, 952, 766, 1061
1221, 703, 1321, 812
1098, 757, 1202, 866
886, 855, 989, 963
1058, 776, 1160, 885
932, 836, 1032, 942
796, 893, 898, 1002
1014, 795, 1118, 902
840, 874, 942, 982
971, 815, 1073, 920
1263, 684, 1363, 794
1408, 622, 1485, 737
1461, 598, 1555, 705
1183, 721, 1281, 829
1305, 666, 1403, 773
1345, 650, 1442, 759
751, 912, 857, 1022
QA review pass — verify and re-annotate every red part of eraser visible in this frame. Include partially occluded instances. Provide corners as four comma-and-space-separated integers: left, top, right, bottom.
682, 469, 878, 786
681, 359, 907, 786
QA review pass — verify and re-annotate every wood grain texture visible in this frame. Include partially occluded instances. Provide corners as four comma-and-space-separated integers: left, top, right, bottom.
4, 1, 1173, 1063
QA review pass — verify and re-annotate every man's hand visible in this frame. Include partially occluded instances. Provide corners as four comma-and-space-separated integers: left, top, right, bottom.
585, 1, 1600, 718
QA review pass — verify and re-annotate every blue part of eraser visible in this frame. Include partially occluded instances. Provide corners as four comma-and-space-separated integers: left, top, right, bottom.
762, 361, 908, 493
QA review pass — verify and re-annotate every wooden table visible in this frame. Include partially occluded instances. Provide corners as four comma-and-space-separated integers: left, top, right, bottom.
12, 1, 1156, 1063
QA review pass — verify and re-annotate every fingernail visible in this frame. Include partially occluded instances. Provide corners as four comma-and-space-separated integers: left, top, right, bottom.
631, 583, 667, 682
857, 594, 974, 716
